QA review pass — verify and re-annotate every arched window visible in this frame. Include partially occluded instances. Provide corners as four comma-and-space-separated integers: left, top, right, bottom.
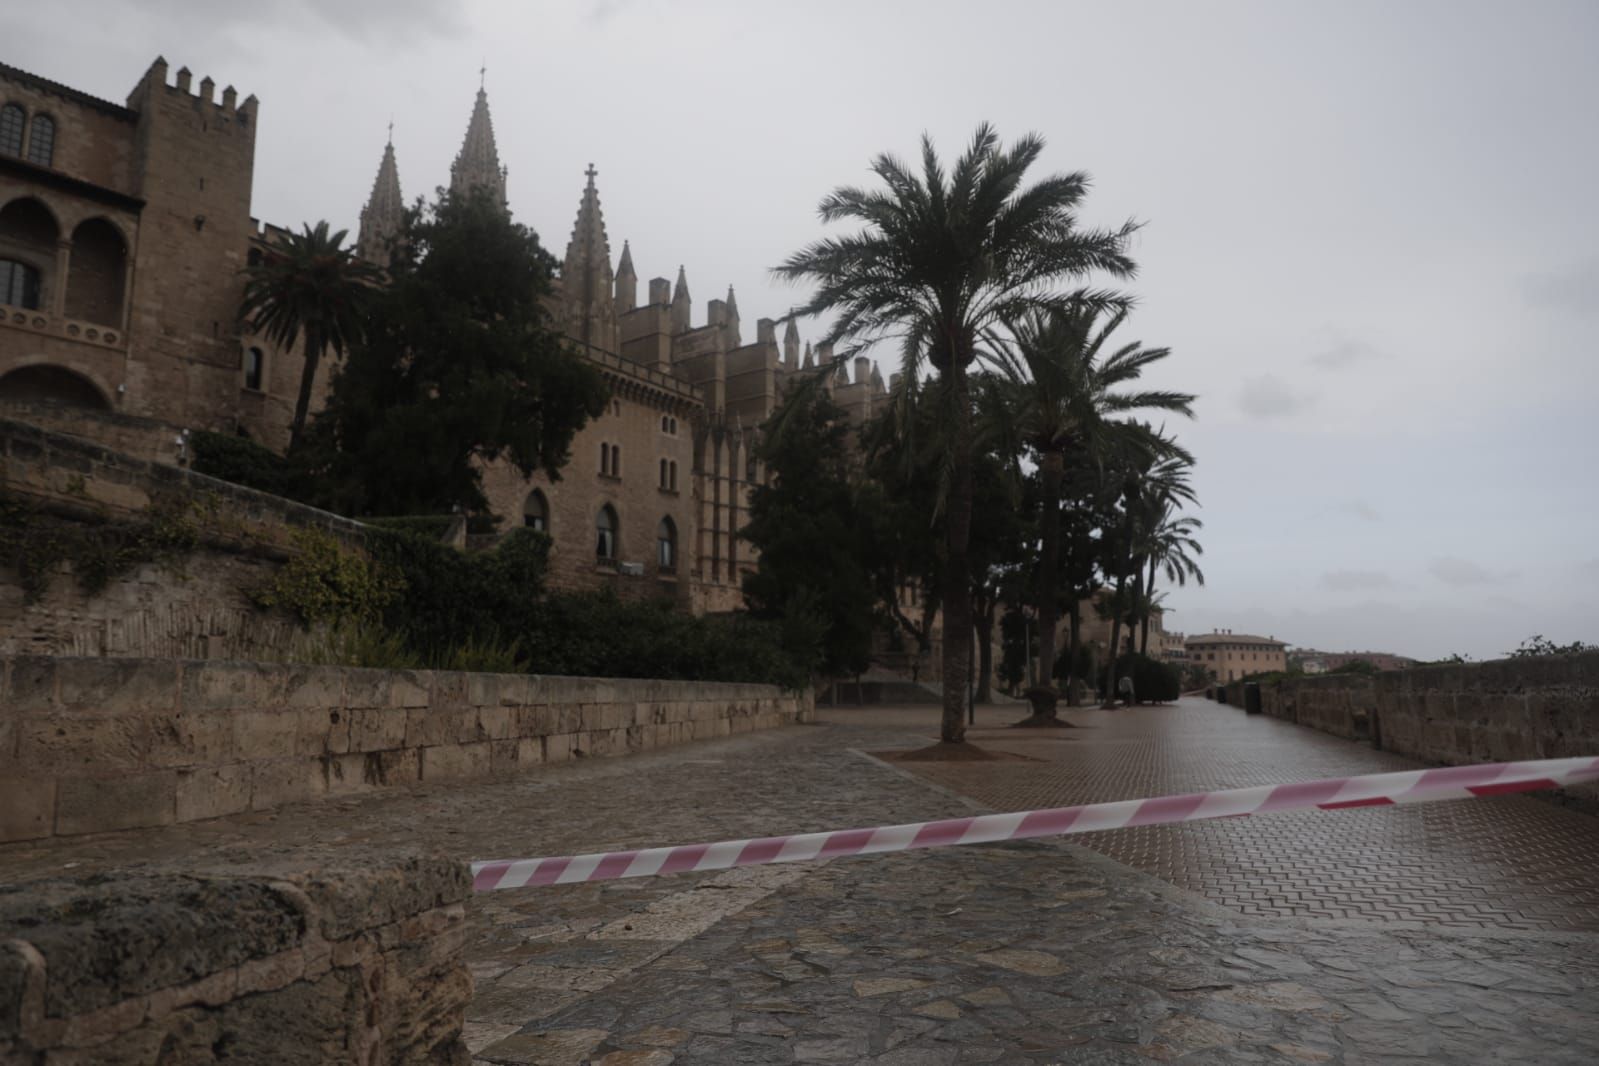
65, 218, 127, 326
25, 115, 54, 168
659, 457, 668, 489
0, 259, 41, 309
661, 415, 669, 433
0, 105, 23, 157
611, 444, 621, 478
657, 517, 677, 571
595, 504, 618, 561
669, 460, 678, 492
243, 347, 264, 391
670, 417, 677, 434
599, 441, 609, 475
523, 489, 549, 532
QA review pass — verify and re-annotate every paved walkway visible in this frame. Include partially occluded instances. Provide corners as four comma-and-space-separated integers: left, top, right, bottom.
3, 699, 1597, 1063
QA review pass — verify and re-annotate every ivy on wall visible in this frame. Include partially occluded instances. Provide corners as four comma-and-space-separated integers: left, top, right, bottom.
0, 491, 202, 603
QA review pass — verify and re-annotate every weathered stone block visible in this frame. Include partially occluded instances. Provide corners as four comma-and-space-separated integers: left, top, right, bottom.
324, 752, 375, 796
296, 705, 351, 756
19, 714, 152, 772
181, 661, 280, 713
389, 670, 433, 708
477, 705, 514, 740
279, 665, 346, 708
174, 765, 251, 823
421, 742, 492, 782
489, 739, 521, 774
543, 732, 575, 763
5, 656, 58, 713
148, 712, 234, 768
0, 777, 55, 843
340, 667, 391, 709
55, 772, 175, 834
231, 710, 300, 761
369, 747, 420, 787
54, 658, 179, 716
348, 707, 406, 753
249, 758, 325, 810
514, 704, 560, 736
515, 737, 543, 767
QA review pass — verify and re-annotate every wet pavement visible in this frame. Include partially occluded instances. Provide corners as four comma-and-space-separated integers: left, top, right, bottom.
4, 699, 1597, 1063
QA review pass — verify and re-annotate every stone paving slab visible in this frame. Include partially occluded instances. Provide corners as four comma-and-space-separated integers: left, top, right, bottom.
900, 700, 1599, 932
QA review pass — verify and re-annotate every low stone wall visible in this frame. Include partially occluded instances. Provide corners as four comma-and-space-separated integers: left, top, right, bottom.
0, 655, 813, 843
0, 399, 187, 465
1254, 653, 1599, 802
0, 856, 471, 1064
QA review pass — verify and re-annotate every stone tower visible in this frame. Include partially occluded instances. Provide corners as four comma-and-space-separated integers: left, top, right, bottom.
450, 85, 506, 207
561, 165, 619, 355
614, 240, 636, 315
356, 132, 403, 264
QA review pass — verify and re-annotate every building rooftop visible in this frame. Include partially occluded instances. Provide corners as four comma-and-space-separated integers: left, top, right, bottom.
0, 60, 138, 120
1186, 632, 1287, 647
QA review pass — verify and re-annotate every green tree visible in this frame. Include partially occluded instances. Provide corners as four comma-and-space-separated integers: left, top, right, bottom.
742, 388, 877, 679
777, 125, 1137, 743
305, 191, 608, 516
240, 221, 382, 453
990, 304, 1193, 721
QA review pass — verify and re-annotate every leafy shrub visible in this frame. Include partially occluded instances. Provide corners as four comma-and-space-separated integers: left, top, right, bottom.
363, 515, 457, 541
1101, 652, 1181, 703
190, 431, 301, 500
0, 491, 199, 603
251, 527, 403, 626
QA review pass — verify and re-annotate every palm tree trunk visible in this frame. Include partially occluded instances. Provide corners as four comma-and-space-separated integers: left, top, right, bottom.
939, 365, 972, 743
289, 325, 322, 453
1065, 601, 1082, 707
974, 593, 995, 704
1104, 571, 1129, 707
1139, 557, 1158, 656
1027, 447, 1065, 720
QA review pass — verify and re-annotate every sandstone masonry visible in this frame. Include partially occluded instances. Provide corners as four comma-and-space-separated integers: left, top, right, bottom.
0, 655, 813, 844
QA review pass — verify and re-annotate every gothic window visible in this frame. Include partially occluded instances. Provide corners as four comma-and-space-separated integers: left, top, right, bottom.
657, 517, 677, 571
670, 417, 678, 434
599, 441, 608, 475
523, 489, 549, 532
243, 347, 264, 391
0, 105, 23, 157
611, 444, 621, 478
596, 504, 618, 561
669, 460, 678, 492
65, 218, 127, 326
25, 115, 54, 168
0, 259, 41, 309
661, 415, 669, 433
659, 457, 668, 489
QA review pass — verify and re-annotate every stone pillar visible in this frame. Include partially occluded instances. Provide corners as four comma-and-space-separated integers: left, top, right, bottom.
52, 238, 71, 318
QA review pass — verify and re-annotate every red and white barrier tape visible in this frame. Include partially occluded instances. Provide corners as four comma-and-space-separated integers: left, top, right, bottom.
470, 755, 1599, 892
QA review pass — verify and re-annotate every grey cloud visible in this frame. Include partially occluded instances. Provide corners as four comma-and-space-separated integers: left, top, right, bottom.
110, 0, 466, 43
1237, 375, 1312, 418
1523, 258, 1599, 315
1309, 337, 1384, 370
1338, 500, 1380, 521
1321, 569, 1395, 591
1429, 557, 1513, 586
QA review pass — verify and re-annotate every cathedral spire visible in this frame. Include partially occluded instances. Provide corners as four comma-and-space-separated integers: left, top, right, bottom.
357, 133, 403, 264
562, 165, 618, 353
671, 265, 692, 334
783, 318, 800, 369
724, 285, 741, 346
450, 84, 507, 208
614, 239, 636, 313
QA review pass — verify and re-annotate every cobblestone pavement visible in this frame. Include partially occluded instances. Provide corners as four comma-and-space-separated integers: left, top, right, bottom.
4, 702, 1597, 1063
895, 699, 1599, 932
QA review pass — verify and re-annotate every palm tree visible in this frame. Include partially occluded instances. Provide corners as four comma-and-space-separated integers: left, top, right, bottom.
992, 304, 1194, 722
776, 125, 1137, 743
240, 221, 381, 452
1135, 506, 1204, 656
1103, 448, 1196, 705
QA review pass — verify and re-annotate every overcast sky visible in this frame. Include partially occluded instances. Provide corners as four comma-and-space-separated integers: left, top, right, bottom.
13, 0, 1598, 659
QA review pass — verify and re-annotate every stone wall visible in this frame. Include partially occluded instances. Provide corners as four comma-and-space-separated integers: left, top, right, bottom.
0, 399, 185, 464
1254, 653, 1599, 801
1, 417, 364, 659
0, 856, 471, 1064
0, 655, 813, 844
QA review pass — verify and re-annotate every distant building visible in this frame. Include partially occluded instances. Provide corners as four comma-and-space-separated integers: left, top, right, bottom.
1290, 649, 1416, 674
1186, 630, 1287, 681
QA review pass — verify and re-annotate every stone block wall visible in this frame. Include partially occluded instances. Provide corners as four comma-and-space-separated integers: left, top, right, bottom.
1254, 653, 1599, 801
0, 656, 813, 843
0, 856, 471, 1064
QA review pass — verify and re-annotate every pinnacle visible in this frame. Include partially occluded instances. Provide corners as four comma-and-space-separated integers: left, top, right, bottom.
451, 82, 506, 207
358, 135, 404, 264
784, 318, 800, 340
617, 240, 635, 277
673, 265, 690, 302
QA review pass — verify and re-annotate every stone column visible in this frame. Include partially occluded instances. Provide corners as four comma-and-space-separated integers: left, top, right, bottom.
52, 238, 71, 318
